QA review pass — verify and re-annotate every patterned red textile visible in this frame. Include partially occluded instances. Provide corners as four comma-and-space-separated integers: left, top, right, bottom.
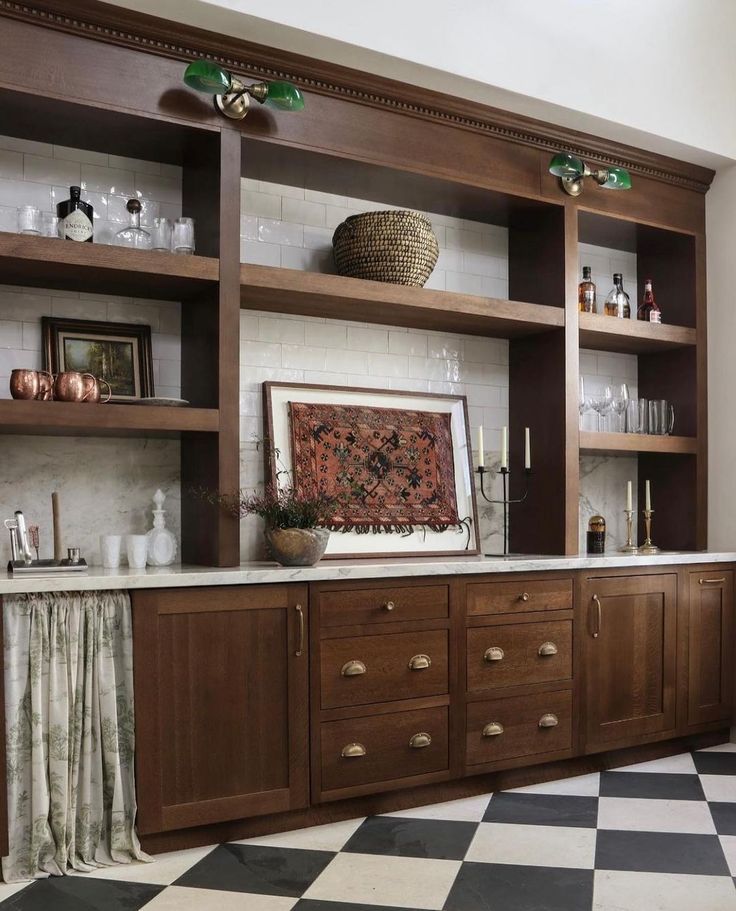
289, 400, 460, 529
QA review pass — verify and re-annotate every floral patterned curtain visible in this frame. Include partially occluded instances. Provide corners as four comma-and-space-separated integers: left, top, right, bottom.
2, 590, 148, 882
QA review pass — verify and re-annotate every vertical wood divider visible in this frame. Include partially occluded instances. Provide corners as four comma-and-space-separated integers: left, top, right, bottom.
563, 201, 581, 554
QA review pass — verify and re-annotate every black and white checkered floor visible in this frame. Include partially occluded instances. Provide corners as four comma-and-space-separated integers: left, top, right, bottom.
4, 743, 736, 910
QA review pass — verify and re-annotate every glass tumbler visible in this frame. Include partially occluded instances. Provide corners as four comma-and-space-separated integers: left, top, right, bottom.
41, 212, 61, 238
649, 400, 675, 435
172, 216, 195, 254
17, 205, 41, 235
627, 398, 648, 434
152, 216, 173, 251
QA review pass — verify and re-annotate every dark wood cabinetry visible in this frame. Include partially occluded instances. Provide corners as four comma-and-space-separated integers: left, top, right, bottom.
581, 573, 678, 751
684, 571, 734, 726
132, 585, 309, 834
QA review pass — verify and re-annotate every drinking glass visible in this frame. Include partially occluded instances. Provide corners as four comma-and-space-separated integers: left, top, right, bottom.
591, 385, 614, 432
126, 534, 148, 569
649, 400, 675, 435
626, 400, 641, 433
41, 212, 61, 238
152, 216, 173, 251
612, 383, 630, 432
172, 216, 195, 254
100, 534, 122, 568
17, 205, 41, 235
578, 377, 592, 430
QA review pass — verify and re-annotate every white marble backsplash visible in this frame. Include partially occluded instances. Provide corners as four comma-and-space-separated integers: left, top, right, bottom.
579, 455, 639, 552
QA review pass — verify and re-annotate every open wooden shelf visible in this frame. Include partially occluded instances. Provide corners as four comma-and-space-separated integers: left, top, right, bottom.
0, 233, 219, 302
0, 400, 219, 438
579, 312, 696, 354
580, 431, 697, 455
240, 264, 564, 338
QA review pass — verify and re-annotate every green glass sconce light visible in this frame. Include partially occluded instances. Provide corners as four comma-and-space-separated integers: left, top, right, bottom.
549, 152, 632, 196
183, 59, 305, 120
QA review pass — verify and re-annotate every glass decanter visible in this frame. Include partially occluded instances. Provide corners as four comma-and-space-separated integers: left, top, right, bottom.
146, 489, 178, 566
114, 198, 152, 250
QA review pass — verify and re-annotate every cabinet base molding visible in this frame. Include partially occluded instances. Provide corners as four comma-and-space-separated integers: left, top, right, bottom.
139, 727, 727, 855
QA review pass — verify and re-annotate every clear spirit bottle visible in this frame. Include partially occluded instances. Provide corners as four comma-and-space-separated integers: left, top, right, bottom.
114, 198, 152, 250
603, 273, 631, 319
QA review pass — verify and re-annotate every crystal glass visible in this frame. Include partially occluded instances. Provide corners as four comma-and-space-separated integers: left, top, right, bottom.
649, 400, 675, 436
114, 198, 152, 250
611, 383, 630, 432
626, 399, 642, 434
17, 205, 41, 235
579, 377, 592, 430
172, 216, 195, 254
151, 217, 173, 252
591, 385, 614, 432
41, 212, 61, 238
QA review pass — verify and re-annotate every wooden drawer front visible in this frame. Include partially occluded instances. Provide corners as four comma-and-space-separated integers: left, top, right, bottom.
321, 630, 448, 709
320, 585, 449, 628
467, 620, 572, 692
467, 579, 572, 616
466, 690, 572, 766
321, 706, 448, 793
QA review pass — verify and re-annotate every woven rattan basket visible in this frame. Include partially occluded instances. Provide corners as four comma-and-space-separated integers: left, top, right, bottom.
332, 210, 439, 287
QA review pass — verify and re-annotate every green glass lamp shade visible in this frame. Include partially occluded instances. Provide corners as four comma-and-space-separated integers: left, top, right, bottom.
549, 152, 584, 178
601, 166, 632, 190
263, 81, 305, 111
183, 59, 232, 94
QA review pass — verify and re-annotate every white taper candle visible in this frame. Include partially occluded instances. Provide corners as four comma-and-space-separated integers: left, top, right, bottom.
477, 425, 485, 468
524, 427, 531, 470
500, 426, 508, 470
626, 480, 632, 512
645, 479, 651, 512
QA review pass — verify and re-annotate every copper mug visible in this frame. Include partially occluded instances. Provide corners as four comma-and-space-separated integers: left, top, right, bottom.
53, 370, 97, 402
9, 369, 54, 400
84, 375, 112, 404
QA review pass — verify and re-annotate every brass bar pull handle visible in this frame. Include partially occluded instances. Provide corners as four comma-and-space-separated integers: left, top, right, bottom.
295, 604, 304, 657
482, 722, 504, 737
408, 654, 431, 670
519, 592, 531, 602
484, 646, 505, 662
383, 600, 395, 611
591, 594, 602, 638
409, 732, 432, 749
341, 659, 367, 676
699, 577, 726, 584
341, 742, 366, 758
539, 713, 559, 728
538, 641, 558, 657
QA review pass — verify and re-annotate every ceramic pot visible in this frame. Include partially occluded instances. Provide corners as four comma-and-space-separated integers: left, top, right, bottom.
265, 527, 329, 566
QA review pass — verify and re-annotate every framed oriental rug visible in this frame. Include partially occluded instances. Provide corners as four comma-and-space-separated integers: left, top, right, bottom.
263, 382, 480, 558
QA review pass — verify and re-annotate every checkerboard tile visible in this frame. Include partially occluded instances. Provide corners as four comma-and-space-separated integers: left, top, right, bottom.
4, 743, 736, 910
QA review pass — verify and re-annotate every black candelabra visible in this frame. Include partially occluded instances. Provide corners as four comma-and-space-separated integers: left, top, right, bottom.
476, 465, 532, 556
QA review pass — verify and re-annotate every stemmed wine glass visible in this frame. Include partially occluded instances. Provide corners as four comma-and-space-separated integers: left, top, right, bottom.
591, 385, 614, 432
579, 377, 592, 430
612, 383, 630, 433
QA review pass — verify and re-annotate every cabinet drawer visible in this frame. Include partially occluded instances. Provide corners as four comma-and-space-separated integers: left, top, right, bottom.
467, 619, 572, 692
320, 584, 449, 628
466, 690, 572, 767
321, 630, 448, 709
321, 706, 448, 794
467, 578, 572, 616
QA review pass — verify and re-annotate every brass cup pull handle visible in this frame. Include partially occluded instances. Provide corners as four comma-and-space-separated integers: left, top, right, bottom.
539, 713, 559, 728
341, 659, 367, 676
484, 646, 505, 662
383, 600, 395, 611
699, 577, 726, 584
408, 654, 431, 670
519, 592, 531, 602
538, 641, 558, 657
341, 742, 366, 758
409, 732, 432, 749
591, 594, 602, 638
482, 722, 504, 737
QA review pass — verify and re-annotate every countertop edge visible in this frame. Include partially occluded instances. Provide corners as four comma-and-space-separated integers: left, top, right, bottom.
1, 551, 735, 595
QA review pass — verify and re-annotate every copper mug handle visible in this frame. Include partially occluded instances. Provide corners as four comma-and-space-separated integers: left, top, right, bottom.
36, 370, 54, 401
98, 378, 112, 404
81, 373, 96, 402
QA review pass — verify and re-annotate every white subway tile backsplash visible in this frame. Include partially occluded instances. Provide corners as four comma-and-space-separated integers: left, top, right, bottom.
326, 348, 371, 375
242, 190, 282, 219
241, 240, 281, 267
260, 315, 305, 345
0, 320, 23, 349
24, 154, 80, 187
388, 331, 428, 357
0, 177, 51, 210
346, 326, 389, 353
0, 150, 23, 180
446, 271, 483, 295
282, 344, 328, 371
81, 164, 135, 197
282, 197, 325, 227
368, 352, 409, 378
281, 246, 332, 272
259, 218, 303, 247
304, 322, 346, 349
241, 340, 282, 368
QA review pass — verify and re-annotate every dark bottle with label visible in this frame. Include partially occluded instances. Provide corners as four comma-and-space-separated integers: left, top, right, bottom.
586, 515, 606, 554
578, 265, 596, 313
637, 278, 662, 324
57, 185, 93, 242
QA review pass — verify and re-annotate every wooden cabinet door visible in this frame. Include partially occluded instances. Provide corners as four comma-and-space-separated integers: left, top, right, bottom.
133, 585, 309, 834
687, 571, 734, 726
582, 574, 677, 751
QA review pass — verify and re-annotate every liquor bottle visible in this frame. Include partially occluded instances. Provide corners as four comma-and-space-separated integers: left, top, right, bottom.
637, 278, 662, 323
603, 273, 631, 319
57, 186, 93, 243
578, 265, 596, 313
114, 199, 152, 250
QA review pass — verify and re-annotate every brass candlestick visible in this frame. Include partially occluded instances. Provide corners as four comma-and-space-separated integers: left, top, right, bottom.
639, 508, 660, 554
620, 509, 639, 553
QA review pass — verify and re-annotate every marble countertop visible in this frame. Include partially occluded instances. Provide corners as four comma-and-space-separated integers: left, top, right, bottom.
1, 551, 735, 595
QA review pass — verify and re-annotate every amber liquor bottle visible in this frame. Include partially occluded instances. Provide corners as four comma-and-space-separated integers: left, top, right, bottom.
578, 266, 596, 313
57, 185, 93, 242
603, 273, 631, 318
637, 278, 662, 323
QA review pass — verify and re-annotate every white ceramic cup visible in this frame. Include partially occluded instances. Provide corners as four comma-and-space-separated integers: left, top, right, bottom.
100, 534, 122, 569
126, 534, 148, 570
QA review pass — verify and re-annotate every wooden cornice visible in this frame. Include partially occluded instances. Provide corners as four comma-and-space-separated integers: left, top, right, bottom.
0, 0, 716, 194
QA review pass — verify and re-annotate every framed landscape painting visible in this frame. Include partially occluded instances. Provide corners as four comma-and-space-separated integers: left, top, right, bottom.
264, 381, 480, 558
42, 317, 154, 402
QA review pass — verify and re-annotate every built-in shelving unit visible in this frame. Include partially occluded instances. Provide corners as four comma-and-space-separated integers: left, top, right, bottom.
0, 3, 713, 561
240, 264, 564, 338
